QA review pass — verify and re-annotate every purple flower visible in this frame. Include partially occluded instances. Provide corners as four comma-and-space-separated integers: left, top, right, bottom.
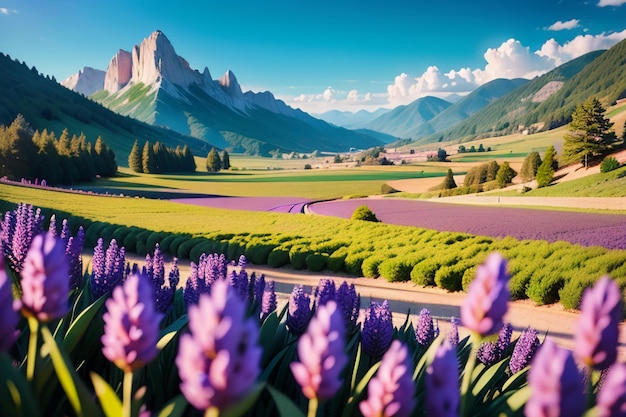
20, 232, 70, 322
101, 273, 162, 372
315, 278, 336, 307
361, 300, 394, 358
237, 255, 247, 268
2, 204, 44, 272
176, 279, 261, 412
426, 339, 460, 417
291, 300, 348, 400
154, 258, 179, 314
416, 308, 436, 347
359, 340, 416, 417
575, 276, 622, 370
90, 238, 125, 298
525, 338, 585, 417
596, 363, 626, 417
287, 285, 312, 336
461, 252, 509, 337
336, 281, 360, 332
65, 226, 84, 289
477, 322, 513, 366
0, 258, 20, 351
260, 280, 276, 321
448, 317, 460, 346
509, 327, 540, 374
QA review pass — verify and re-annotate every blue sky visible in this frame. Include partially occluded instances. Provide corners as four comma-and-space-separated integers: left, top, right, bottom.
1, 0, 625, 114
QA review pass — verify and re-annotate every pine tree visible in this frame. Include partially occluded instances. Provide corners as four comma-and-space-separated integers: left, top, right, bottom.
142, 140, 156, 174
563, 98, 617, 167
128, 140, 142, 172
520, 151, 542, 182
441, 169, 457, 189
536, 146, 557, 188
222, 150, 231, 170
206, 147, 222, 173
495, 161, 517, 188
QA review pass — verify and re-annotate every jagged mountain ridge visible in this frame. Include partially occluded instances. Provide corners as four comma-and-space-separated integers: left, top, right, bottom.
64, 31, 383, 155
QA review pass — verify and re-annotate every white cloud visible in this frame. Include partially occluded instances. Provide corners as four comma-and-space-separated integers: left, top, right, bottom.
547, 19, 580, 31
288, 87, 387, 113
598, 0, 626, 6
538, 29, 626, 65
0, 7, 17, 14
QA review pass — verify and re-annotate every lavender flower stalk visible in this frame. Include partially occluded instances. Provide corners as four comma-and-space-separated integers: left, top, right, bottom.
291, 300, 348, 402
426, 339, 460, 417
176, 279, 261, 412
460, 252, 509, 337
525, 338, 585, 417
315, 278, 336, 307
416, 308, 436, 347
361, 300, 394, 358
448, 317, 460, 346
260, 280, 276, 321
101, 273, 162, 372
477, 322, 513, 366
287, 285, 312, 336
509, 327, 540, 374
574, 276, 622, 370
596, 363, 626, 417
336, 281, 360, 332
0, 257, 20, 351
20, 232, 70, 322
359, 340, 416, 417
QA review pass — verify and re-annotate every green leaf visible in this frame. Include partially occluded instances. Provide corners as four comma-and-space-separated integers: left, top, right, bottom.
40, 325, 103, 417
90, 372, 122, 417
0, 353, 41, 417
63, 293, 107, 355
157, 314, 188, 350
472, 358, 508, 402
221, 383, 265, 417
506, 385, 530, 412
266, 385, 306, 417
155, 394, 188, 417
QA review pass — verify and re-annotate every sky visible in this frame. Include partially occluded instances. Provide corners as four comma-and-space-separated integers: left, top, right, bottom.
1, 0, 626, 115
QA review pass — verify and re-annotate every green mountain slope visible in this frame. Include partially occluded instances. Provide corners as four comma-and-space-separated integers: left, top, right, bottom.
0, 53, 214, 164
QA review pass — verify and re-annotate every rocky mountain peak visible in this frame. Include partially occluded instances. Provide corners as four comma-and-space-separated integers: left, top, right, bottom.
218, 70, 243, 96
61, 66, 106, 96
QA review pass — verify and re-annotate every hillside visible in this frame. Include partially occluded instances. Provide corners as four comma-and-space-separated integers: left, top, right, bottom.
0, 52, 213, 164
415, 49, 607, 145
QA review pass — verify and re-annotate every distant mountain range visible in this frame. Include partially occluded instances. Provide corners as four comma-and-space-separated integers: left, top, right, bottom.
62, 31, 383, 156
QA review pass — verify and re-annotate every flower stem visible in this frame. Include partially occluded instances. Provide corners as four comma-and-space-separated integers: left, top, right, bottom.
26, 316, 39, 382
307, 398, 319, 417
460, 334, 480, 417
123, 371, 133, 417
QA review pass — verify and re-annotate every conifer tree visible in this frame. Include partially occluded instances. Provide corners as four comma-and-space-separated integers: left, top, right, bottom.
128, 140, 142, 173
495, 161, 517, 188
206, 147, 222, 172
142, 140, 156, 174
520, 151, 542, 182
222, 150, 231, 170
536, 146, 557, 188
441, 168, 457, 190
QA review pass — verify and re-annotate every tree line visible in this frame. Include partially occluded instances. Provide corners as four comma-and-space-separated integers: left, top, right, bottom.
0, 115, 116, 185
128, 140, 196, 174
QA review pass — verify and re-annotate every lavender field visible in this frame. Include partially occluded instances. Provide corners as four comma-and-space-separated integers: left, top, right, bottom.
171, 196, 310, 213
308, 198, 626, 250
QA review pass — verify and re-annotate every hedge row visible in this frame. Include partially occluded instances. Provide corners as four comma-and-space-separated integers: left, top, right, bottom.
79, 217, 626, 311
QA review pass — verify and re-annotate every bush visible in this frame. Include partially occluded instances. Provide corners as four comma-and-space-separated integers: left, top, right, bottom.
245, 241, 276, 265
327, 247, 348, 272
351, 205, 380, 222
306, 253, 329, 272
177, 237, 207, 260
410, 259, 440, 287
435, 263, 466, 291
508, 265, 533, 300
160, 234, 178, 255
381, 183, 398, 194
267, 249, 290, 268
189, 240, 214, 263
461, 266, 477, 291
147, 232, 169, 254
600, 156, 620, 173
226, 239, 247, 262
362, 256, 385, 278
526, 270, 565, 305
344, 251, 371, 276
168, 235, 190, 256
378, 258, 413, 282
559, 274, 595, 310
290, 246, 312, 270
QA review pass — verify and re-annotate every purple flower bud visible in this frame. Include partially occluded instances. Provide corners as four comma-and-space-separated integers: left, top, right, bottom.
461, 252, 509, 337
426, 339, 460, 417
291, 300, 347, 400
575, 276, 622, 370
65, 226, 84, 290
416, 308, 436, 347
287, 285, 312, 336
260, 280, 276, 321
183, 262, 201, 306
509, 327, 540, 374
478, 322, 514, 366
359, 340, 416, 417
3, 204, 44, 272
315, 278, 336, 307
0, 258, 20, 351
448, 317, 460, 346
252, 272, 265, 307
336, 281, 360, 332
362, 300, 393, 358
101, 273, 162, 372
237, 255, 247, 268
176, 279, 261, 411
525, 338, 585, 417
21, 232, 70, 322
596, 363, 626, 417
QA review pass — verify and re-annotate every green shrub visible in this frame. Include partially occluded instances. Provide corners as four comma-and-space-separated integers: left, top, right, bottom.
351, 205, 380, 222
189, 240, 213, 263
411, 259, 440, 287
508, 265, 533, 300
111, 227, 132, 247
226, 239, 247, 262
461, 265, 477, 292
245, 241, 277, 264
526, 270, 565, 305
362, 256, 385, 278
268, 249, 290, 268
168, 235, 190, 256
378, 258, 414, 282
306, 253, 329, 272
559, 274, 595, 310
290, 246, 312, 270
177, 237, 207, 260
122, 228, 141, 253
135, 230, 152, 255
147, 232, 169, 253
600, 156, 620, 173
344, 251, 371, 276
327, 247, 348, 272
381, 183, 398, 194
159, 234, 178, 255
435, 263, 467, 291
